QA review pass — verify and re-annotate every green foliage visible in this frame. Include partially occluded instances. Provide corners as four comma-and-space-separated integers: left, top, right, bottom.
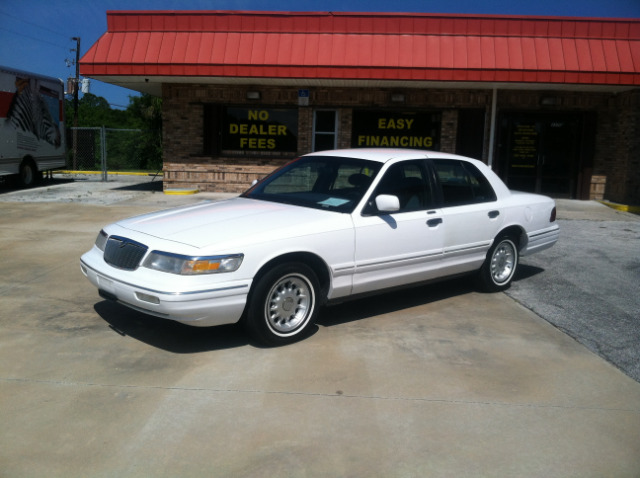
125, 94, 163, 171
66, 93, 163, 172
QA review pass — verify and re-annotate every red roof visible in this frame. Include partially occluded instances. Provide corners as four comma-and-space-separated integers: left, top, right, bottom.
81, 11, 640, 87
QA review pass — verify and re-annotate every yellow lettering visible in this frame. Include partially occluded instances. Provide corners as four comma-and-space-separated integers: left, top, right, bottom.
248, 110, 269, 121
354, 135, 435, 148
278, 125, 287, 135
229, 124, 238, 134
377, 118, 415, 130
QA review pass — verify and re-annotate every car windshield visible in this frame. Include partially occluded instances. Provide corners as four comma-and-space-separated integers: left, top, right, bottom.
242, 155, 382, 213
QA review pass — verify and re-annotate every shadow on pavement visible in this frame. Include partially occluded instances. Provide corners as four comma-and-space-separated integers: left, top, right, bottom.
95, 300, 249, 353
320, 277, 476, 328
0, 176, 74, 194
113, 179, 163, 192
93, 266, 548, 353
513, 263, 545, 281
93, 276, 477, 353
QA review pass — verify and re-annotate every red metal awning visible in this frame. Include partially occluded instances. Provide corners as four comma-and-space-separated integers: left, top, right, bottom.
81, 11, 640, 91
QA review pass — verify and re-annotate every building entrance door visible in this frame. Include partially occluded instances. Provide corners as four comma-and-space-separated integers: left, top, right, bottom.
497, 113, 583, 198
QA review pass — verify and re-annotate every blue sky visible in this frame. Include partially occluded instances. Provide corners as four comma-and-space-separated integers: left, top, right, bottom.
1, 0, 638, 109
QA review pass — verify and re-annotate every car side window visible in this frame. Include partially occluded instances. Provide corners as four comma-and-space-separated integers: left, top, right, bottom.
433, 159, 497, 207
364, 160, 433, 214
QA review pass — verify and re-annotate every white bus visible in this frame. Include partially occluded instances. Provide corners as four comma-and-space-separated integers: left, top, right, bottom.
0, 66, 66, 186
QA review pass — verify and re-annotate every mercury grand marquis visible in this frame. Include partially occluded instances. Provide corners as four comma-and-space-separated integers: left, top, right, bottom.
81, 149, 559, 345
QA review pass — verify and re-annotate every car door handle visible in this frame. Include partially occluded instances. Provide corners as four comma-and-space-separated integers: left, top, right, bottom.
488, 210, 500, 219
427, 218, 443, 227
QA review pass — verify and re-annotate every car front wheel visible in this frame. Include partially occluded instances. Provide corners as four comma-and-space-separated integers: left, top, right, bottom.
477, 236, 519, 292
244, 263, 320, 346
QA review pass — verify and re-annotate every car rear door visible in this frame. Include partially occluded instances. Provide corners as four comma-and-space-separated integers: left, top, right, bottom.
430, 158, 504, 274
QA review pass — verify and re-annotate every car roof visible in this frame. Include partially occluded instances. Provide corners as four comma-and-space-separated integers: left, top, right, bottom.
304, 148, 476, 164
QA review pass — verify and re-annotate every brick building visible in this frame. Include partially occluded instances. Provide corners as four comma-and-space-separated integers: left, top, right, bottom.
81, 11, 640, 204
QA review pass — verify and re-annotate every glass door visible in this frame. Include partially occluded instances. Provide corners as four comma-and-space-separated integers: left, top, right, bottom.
498, 113, 581, 197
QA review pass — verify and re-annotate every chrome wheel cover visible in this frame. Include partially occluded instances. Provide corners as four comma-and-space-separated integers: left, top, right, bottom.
265, 273, 314, 334
490, 240, 516, 284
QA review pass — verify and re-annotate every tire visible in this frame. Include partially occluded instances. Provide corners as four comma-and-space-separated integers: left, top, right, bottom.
244, 262, 320, 346
19, 161, 38, 187
477, 236, 519, 292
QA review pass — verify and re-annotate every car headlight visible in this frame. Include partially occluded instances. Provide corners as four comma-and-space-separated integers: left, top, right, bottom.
142, 251, 244, 275
95, 230, 108, 251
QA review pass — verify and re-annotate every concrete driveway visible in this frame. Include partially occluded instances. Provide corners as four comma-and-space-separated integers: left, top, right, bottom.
1, 177, 639, 477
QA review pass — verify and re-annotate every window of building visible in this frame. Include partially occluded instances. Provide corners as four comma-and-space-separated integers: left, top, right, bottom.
222, 107, 298, 155
202, 104, 221, 155
203, 104, 298, 156
313, 110, 338, 152
351, 110, 441, 150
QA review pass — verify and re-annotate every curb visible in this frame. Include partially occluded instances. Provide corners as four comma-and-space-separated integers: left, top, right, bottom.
54, 170, 163, 177
164, 188, 199, 195
599, 201, 640, 214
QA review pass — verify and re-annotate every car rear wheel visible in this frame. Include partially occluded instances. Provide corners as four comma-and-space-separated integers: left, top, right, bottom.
477, 235, 518, 292
244, 262, 320, 346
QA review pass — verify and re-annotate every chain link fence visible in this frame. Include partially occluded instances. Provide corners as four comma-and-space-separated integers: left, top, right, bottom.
66, 127, 162, 179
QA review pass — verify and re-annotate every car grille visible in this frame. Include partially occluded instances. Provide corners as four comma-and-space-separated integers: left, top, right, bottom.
103, 236, 148, 271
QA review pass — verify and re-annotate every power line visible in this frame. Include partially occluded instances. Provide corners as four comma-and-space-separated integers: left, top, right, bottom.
0, 26, 68, 49
0, 8, 69, 40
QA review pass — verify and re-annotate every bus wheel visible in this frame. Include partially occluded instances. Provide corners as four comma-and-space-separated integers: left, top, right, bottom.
19, 160, 39, 187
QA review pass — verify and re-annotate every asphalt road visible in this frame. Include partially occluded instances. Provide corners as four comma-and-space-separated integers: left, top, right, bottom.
507, 201, 640, 382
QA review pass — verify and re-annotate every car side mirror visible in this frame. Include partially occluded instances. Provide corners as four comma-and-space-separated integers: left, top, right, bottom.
375, 194, 400, 213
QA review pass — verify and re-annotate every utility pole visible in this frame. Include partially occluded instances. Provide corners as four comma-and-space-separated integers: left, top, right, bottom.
71, 37, 80, 169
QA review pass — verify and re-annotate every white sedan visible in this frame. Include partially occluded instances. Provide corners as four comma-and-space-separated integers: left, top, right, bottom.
81, 149, 559, 345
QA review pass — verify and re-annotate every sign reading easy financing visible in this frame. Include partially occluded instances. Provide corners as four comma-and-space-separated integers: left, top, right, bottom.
223, 107, 298, 153
352, 110, 441, 150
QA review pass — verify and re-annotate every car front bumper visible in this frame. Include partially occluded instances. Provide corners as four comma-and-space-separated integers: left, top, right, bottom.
80, 252, 250, 327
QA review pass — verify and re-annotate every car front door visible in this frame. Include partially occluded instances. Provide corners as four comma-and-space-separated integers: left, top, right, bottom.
351, 160, 445, 295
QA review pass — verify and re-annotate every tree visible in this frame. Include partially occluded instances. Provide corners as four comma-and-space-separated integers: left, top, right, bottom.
65, 93, 163, 171
125, 94, 163, 171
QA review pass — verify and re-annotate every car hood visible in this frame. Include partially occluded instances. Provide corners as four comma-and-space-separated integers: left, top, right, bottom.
115, 197, 348, 249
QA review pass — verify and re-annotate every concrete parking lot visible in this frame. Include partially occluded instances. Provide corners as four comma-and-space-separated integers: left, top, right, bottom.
1, 175, 639, 477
